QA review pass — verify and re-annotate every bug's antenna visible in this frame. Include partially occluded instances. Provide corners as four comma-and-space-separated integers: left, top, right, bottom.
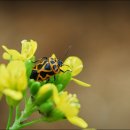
62, 45, 72, 61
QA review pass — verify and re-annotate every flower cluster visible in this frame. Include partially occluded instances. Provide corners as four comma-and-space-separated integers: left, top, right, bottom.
0, 40, 37, 106
0, 40, 91, 130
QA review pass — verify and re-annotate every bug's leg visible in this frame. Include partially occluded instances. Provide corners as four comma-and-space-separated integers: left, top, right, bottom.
33, 57, 48, 63
62, 64, 71, 69
54, 75, 56, 81
46, 78, 50, 83
60, 69, 65, 73
60, 69, 72, 73
41, 57, 48, 60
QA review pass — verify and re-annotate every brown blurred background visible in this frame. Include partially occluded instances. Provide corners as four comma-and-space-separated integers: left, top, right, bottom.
0, 1, 130, 129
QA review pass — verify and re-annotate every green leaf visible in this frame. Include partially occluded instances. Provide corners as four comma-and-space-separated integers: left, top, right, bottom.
55, 71, 72, 91
25, 60, 34, 79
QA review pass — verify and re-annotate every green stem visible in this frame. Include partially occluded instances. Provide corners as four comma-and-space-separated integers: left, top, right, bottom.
9, 97, 37, 130
19, 118, 44, 129
15, 105, 20, 121
6, 106, 13, 130
24, 91, 27, 105
16, 116, 60, 129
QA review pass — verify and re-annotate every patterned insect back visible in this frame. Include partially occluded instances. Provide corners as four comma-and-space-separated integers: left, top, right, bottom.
30, 54, 63, 81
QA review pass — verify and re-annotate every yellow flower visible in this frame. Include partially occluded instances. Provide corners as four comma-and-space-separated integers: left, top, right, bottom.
0, 61, 27, 105
64, 56, 83, 76
52, 88, 88, 128
2, 40, 37, 61
61, 56, 91, 87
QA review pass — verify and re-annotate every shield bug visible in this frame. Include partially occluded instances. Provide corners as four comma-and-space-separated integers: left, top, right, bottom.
30, 54, 66, 81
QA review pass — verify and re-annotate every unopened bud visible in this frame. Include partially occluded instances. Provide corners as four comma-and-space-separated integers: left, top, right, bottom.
35, 84, 55, 105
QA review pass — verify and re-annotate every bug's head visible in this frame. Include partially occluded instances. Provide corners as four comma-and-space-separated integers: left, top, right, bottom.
58, 59, 63, 67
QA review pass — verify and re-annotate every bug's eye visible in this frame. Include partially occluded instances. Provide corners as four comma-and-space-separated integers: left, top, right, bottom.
58, 60, 63, 67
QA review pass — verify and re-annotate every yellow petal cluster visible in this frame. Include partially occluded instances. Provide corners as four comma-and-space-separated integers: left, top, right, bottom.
63, 56, 91, 87
2, 40, 37, 61
64, 56, 83, 76
0, 61, 27, 102
53, 88, 88, 128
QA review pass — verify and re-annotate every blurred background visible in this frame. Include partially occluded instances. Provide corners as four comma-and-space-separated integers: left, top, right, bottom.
0, 1, 130, 129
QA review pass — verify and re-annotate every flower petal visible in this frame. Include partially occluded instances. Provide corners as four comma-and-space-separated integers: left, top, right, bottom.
3, 52, 11, 60
71, 78, 91, 87
7, 61, 27, 91
0, 64, 10, 89
3, 89, 23, 101
67, 116, 88, 128
64, 56, 83, 76
60, 65, 72, 72
55, 91, 80, 117
2, 45, 23, 60
21, 40, 37, 60
52, 84, 60, 104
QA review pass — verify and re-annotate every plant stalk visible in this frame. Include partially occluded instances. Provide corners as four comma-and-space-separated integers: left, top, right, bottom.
6, 106, 13, 130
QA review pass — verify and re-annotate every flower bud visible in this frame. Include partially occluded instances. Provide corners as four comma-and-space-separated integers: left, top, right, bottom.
35, 84, 54, 105
50, 108, 65, 120
30, 81, 41, 96
28, 79, 35, 87
39, 100, 54, 114
56, 84, 63, 91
